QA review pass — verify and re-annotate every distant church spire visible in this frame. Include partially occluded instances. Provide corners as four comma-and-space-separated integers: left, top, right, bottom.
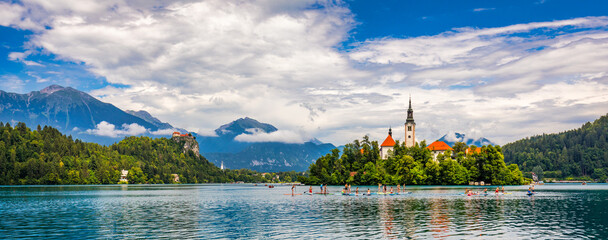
405, 95, 416, 147
409, 94, 412, 109
389, 126, 392, 136
406, 95, 415, 124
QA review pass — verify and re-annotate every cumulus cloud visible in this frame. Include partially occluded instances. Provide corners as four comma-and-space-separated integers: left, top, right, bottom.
2, 1, 608, 146
86, 121, 147, 137
235, 129, 309, 144
149, 128, 178, 136
8, 51, 43, 66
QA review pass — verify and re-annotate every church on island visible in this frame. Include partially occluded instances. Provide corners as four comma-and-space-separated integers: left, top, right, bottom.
379, 97, 452, 160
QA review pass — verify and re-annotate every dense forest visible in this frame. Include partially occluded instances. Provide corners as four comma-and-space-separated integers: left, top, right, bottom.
0, 122, 300, 185
300, 136, 525, 185
503, 114, 608, 181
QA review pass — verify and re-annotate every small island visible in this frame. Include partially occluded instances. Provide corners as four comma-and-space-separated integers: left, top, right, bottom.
301, 98, 525, 186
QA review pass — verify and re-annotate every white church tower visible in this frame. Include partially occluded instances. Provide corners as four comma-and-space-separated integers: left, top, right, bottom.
405, 96, 416, 147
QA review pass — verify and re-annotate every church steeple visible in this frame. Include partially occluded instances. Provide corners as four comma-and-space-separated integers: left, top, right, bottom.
388, 127, 392, 136
405, 95, 416, 147
406, 95, 415, 124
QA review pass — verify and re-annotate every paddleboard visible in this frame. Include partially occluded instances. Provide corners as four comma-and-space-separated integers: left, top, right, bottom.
284, 193, 303, 195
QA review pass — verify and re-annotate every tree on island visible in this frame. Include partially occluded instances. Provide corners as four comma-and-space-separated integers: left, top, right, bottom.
301, 136, 525, 185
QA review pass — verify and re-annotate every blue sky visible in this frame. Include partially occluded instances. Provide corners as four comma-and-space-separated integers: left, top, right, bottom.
1, 0, 608, 145
346, 0, 608, 40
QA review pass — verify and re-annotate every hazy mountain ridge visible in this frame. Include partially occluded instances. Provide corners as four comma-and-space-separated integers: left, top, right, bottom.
125, 110, 187, 133
200, 117, 337, 172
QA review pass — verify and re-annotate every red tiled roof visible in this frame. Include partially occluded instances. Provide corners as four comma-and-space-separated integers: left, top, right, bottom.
173, 132, 180, 135
381, 135, 396, 147
350, 172, 357, 177
465, 147, 482, 154
427, 141, 452, 151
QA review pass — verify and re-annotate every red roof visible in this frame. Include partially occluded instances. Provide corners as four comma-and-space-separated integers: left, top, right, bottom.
381, 135, 396, 147
350, 172, 357, 177
465, 147, 481, 154
360, 149, 365, 154
427, 141, 452, 151
173, 132, 180, 135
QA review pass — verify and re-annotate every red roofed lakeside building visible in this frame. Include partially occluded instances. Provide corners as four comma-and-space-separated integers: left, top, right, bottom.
465, 147, 482, 155
427, 141, 452, 160
380, 128, 396, 159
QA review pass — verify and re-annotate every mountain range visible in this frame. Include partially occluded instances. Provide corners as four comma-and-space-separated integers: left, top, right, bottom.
0, 85, 336, 172
0, 85, 167, 144
198, 117, 336, 172
436, 132, 495, 147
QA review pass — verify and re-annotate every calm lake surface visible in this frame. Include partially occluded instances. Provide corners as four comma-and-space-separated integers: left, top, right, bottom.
1, 184, 607, 239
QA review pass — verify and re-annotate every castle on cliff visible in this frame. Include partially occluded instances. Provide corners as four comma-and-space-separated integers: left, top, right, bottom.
171, 132, 200, 156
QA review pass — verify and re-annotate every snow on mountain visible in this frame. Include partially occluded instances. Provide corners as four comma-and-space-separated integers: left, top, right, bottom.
437, 131, 495, 147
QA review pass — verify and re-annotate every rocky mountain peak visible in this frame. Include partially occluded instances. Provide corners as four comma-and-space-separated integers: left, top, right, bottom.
215, 117, 278, 137
40, 84, 66, 94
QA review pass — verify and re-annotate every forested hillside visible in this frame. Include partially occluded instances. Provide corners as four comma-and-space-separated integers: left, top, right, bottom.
301, 136, 524, 185
0, 122, 270, 184
503, 114, 608, 181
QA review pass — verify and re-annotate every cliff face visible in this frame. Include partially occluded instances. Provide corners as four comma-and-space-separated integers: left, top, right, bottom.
172, 136, 200, 156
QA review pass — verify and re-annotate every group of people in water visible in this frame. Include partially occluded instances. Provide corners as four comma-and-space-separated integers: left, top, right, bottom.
464, 186, 508, 196
294, 184, 538, 196
338, 183, 408, 195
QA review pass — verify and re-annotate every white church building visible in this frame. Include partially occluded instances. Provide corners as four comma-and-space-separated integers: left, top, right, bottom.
380, 97, 417, 159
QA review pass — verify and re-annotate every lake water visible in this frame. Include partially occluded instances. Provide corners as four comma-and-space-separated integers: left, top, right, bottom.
1, 184, 607, 239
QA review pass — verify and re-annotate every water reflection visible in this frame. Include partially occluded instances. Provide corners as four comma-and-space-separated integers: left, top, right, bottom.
0, 184, 607, 239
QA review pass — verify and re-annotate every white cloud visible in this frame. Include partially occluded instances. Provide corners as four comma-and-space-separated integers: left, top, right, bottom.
0, 75, 27, 93
235, 129, 309, 144
0, 2, 25, 26
194, 128, 218, 137
86, 121, 147, 137
2, 1, 608, 146
149, 128, 177, 136
473, 8, 495, 12
8, 51, 43, 66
